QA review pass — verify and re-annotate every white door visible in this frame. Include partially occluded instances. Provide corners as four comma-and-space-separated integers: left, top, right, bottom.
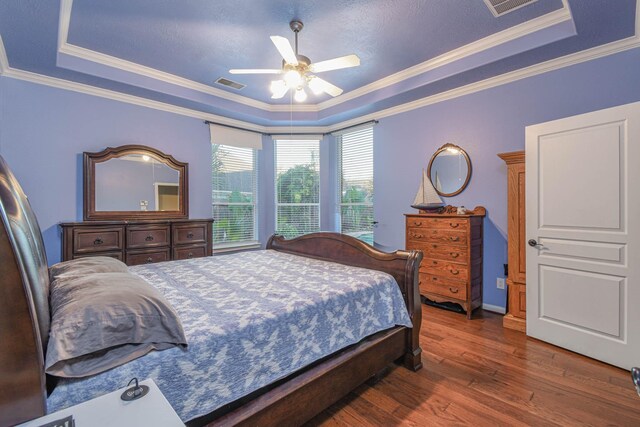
526, 102, 640, 370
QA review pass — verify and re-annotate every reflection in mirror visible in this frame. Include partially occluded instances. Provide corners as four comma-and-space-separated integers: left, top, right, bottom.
428, 143, 471, 197
95, 154, 180, 212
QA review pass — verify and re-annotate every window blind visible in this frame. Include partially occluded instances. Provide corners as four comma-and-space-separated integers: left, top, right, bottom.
212, 145, 258, 247
337, 126, 374, 244
274, 139, 321, 238
209, 124, 263, 149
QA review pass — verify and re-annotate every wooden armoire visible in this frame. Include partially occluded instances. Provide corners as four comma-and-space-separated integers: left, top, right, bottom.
498, 151, 526, 332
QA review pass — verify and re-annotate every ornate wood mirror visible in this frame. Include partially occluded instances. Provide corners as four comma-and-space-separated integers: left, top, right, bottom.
427, 143, 472, 197
84, 145, 188, 220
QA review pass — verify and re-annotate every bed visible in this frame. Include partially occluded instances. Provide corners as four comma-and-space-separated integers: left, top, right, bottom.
0, 154, 423, 427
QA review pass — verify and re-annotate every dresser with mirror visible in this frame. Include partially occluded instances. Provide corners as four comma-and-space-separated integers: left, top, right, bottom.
61, 145, 213, 266
406, 143, 484, 319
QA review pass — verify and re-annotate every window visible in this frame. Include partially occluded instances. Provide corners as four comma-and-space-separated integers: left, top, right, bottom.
212, 145, 258, 248
274, 139, 321, 238
337, 126, 374, 244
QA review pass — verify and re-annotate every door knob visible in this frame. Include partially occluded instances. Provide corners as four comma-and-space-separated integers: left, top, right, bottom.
528, 239, 540, 247
632, 367, 640, 397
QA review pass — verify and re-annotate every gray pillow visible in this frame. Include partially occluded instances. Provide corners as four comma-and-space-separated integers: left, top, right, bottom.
49, 256, 129, 282
46, 272, 187, 378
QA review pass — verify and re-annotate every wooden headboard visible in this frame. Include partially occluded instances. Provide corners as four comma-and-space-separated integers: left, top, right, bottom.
0, 155, 50, 426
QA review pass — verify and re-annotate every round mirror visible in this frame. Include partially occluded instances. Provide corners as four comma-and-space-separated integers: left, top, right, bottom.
427, 143, 472, 197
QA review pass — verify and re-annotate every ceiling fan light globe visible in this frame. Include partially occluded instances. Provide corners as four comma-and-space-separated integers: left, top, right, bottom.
308, 77, 324, 95
294, 87, 307, 102
270, 80, 286, 93
270, 80, 289, 99
284, 69, 303, 88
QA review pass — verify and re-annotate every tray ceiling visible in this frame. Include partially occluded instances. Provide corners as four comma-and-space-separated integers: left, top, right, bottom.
0, 0, 636, 127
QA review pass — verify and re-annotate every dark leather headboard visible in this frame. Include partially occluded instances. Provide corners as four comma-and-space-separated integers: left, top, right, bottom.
0, 155, 49, 425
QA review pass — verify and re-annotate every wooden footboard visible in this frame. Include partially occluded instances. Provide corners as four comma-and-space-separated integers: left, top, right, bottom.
267, 232, 423, 371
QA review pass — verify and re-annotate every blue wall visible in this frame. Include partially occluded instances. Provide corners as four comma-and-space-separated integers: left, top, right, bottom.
0, 78, 212, 263
373, 47, 640, 309
1, 46, 639, 310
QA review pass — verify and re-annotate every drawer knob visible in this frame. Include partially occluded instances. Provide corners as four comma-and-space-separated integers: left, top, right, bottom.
145, 235, 154, 241
451, 269, 460, 275
449, 287, 459, 294
450, 236, 460, 242
414, 221, 422, 226
187, 232, 194, 239
432, 277, 438, 281
432, 244, 438, 249
93, 238, 103, 245
187, 252, 194, 258
146, 257, 153, 263
450, 252, 460, 258
449, 223, 459, 228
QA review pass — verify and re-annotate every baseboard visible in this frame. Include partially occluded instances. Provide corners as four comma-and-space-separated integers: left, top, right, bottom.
482, 303, 506, 314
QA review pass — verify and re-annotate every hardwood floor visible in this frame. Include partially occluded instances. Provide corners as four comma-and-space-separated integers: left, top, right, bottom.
308, 305, 640, 426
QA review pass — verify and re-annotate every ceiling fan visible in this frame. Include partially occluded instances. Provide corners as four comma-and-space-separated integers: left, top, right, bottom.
229, 20, 360, 102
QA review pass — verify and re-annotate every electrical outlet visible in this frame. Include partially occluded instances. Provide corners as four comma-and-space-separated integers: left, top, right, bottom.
497, 277, 505, 289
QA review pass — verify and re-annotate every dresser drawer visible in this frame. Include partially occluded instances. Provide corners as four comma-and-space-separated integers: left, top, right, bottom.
409, 242, 468, 264
408, 228, 467, 246
127, 225, 170, 249
173, 223, 208, 245
173, 245, 207, 261
126, 248, 170, 266
73, 251, 123, 261
421, 259, 469, 281
74, 227, 124, 254
407, 217, 468, 230
420, 273, 467, 300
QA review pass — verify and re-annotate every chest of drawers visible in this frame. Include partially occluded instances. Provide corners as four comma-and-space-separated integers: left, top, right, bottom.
61, 219, 213, 266
405, 206, 485, 319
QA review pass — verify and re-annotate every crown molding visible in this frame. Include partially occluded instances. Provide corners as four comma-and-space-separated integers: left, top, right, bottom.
58, 0, 73, 51
3, 66, 269, 131
1, 64, 326, 134
56, 0, 574, 114
315, 3, 574, 110
57, 0, 318, 113
0, 35, 8, 75
497, 151, 525, 164
328, 31, 640, 131
2, 0, 638, 136
57, 42, 297, 112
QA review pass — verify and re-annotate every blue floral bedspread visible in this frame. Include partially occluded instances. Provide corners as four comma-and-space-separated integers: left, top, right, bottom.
47, 249, 411, 422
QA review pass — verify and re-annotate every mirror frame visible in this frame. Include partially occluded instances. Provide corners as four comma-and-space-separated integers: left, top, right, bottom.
83, 145, 189, 220
427, 143, 472, 197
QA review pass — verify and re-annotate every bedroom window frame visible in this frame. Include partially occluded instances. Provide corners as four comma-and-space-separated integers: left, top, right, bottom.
212, 144, 260, 252
336, 126, 374, 245
274, 138, 321, 238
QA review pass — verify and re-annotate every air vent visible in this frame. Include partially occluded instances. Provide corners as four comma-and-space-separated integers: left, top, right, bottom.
215, 77, 246, 90
483, 0, 538, 17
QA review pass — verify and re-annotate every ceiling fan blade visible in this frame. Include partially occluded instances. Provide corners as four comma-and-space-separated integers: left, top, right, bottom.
229, 69, 282, 74
309, 54, 360, 73
308, 76, 343, 97
270, 36, 298, 66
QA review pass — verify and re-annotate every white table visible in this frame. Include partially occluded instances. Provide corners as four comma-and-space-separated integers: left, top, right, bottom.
18, 379, 184, 427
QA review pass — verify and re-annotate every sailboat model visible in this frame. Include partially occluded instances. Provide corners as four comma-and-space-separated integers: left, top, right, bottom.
411, 169, 444, 211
